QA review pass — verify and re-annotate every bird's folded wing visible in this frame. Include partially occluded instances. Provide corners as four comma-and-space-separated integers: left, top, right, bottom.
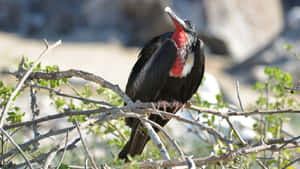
126, 39, 178, 101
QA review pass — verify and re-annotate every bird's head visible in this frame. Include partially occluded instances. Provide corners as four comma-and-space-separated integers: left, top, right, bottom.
165, 6, 197, 77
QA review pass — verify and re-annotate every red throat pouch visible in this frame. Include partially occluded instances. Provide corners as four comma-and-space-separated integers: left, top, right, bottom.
170, 28, 187, 77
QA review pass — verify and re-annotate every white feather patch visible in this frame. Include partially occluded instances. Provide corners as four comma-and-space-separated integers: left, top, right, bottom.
169, 53, 195, 78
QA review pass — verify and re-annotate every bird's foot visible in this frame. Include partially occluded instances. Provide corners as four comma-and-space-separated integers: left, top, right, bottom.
157, 100, 169, 112
171, 101, 184, 113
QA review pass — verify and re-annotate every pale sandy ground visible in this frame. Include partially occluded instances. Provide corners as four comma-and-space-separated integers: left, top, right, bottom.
0, 32, 137, 89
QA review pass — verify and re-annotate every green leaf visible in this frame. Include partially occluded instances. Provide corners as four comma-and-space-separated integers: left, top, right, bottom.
296, 148, 300, 153
55, 99, 64, 108
50, 80, 56, 88
38, 80, 49, 87
62, 78, 68, 83
284, 44, 292, 51
59, 164, 70, 169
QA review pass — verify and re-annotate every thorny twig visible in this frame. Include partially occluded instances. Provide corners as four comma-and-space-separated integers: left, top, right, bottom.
30, 84, 40, 152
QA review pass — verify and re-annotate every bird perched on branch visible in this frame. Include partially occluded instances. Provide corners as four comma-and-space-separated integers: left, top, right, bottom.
119, 6, 205, 160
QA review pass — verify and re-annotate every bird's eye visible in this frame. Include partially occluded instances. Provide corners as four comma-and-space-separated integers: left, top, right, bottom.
184, 20, 193, 28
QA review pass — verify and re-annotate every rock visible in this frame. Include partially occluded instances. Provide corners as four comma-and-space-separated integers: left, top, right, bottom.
203, 0, 284, 62
0, 0, 25, 31
287, 6, 300, 31
120, 0, 170, 45
228, 28, 300, 84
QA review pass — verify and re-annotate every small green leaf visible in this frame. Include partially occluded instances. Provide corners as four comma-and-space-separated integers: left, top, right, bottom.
50, 80, 56, 88
284, 44, 292, 51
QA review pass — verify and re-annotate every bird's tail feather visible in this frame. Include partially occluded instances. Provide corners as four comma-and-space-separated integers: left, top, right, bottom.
118, 122, 150, 161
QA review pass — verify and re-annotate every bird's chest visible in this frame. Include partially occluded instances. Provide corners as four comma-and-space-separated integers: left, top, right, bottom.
169, 52, 195, 78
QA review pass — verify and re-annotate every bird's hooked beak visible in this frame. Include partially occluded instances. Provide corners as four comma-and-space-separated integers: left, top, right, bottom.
165, 6, 190, 32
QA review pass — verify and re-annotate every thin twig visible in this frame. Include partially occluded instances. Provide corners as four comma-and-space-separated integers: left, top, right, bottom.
56, 130, 69, 169
281, 157, 300, 169
140, 120, 171, 161
0, 40, 61, 128
141, 118, 185, 160
0, 126, 75, 161
106, 121, 128, 141
0, 127, 33, 169
32, 83, 115, 107
74, 119, 99, 169
225, 117, 247, 145
186, 156, 196, 169
187, 105, 300, 117
14, 137, 80, 169
284, 86, 300, 91
235, 80, 244, 112
85, 158, 89, 169
256, 159, 268, 169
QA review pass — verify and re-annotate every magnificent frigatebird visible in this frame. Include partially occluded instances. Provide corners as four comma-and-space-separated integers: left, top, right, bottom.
119, 6, 205, 160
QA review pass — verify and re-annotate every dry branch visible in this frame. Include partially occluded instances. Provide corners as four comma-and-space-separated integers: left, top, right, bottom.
128, 140, 300, 168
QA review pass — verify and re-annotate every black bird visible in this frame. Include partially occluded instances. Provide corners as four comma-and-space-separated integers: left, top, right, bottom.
119, 6, 205, 160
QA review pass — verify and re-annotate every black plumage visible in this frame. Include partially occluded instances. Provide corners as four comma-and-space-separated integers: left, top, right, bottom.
119, 7, 205, 161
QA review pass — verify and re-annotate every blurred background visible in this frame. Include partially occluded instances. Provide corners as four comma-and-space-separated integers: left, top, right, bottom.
0, 0, 300, 163
0, 0, 299, 99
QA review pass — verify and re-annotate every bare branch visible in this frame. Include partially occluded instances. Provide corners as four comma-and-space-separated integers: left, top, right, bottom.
14, 138, 80, 169
0, 127, 33, 169
225, 117, 247, 146
56, 130, 69, 169
30, 84, 40, 152
32, 83, 116, 107
256, 159, 268, 169
281, 157, 300, 169
141, 118, 185, 160
186, 156, 196, 169
25, 69, 133, 104
140, 120, 171, 161
74, 119, 99, 169
187, 105, 300, 117
124, 140, 300, 168
235, 80, 244, 112
0, 126, 75, 161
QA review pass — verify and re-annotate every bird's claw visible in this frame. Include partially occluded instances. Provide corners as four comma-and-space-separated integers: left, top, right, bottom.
157, 100, 169, 112
171, 101, 183, 113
